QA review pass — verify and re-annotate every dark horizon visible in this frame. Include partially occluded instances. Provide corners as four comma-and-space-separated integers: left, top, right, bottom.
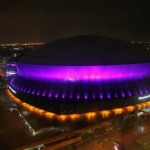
0, 0, 150, 43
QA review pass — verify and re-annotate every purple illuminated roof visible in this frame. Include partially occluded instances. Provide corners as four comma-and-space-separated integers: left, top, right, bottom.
16, 35, 150, 82
16, 62, 150, 81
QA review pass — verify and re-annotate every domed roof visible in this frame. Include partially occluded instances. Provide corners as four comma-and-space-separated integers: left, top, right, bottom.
18, 35, 150, 65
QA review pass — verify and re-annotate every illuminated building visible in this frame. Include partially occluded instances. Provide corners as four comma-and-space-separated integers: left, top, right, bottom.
6, 61, 17, 79
8, 35, 150, 115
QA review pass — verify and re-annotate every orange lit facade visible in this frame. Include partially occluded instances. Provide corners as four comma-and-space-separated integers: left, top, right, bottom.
7, 90, 150, 122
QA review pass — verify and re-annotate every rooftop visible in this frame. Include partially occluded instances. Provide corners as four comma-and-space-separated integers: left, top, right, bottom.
18, 35, 150, 65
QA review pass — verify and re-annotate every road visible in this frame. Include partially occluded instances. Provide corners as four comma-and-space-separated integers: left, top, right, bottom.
76, 118, 150, 150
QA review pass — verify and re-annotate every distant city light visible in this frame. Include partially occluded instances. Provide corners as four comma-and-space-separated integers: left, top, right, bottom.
0, 42, 45, 47
7, 89, 150, 121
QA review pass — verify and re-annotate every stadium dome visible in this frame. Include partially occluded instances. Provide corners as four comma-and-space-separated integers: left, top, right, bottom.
9, 35, 150, 114
19, 35, 150, 65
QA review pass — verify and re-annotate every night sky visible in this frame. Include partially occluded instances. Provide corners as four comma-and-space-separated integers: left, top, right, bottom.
0, 0, 149, 43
